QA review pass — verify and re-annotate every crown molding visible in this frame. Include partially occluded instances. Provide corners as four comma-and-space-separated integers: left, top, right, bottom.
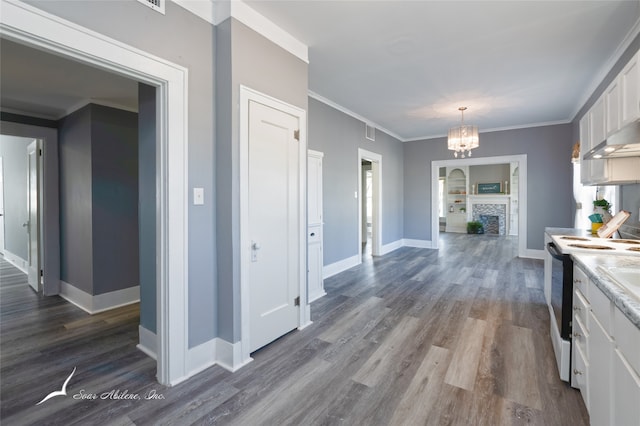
571, 13, 640, 121
173, 0, 308, 63
308, 91, 404, 142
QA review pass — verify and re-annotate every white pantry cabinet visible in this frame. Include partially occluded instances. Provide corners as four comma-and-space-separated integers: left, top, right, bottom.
307, 150, 325, 303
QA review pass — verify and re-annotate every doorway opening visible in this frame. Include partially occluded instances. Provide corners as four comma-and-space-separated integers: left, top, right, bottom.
432, 155, 528, 258
358, 149, 382, 259
2, 0, 189, 385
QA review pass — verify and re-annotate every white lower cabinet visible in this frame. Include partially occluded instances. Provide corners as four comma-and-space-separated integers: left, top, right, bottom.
613, 348, 640, 426
573, 265, 640, 426
588, 313, 613, 426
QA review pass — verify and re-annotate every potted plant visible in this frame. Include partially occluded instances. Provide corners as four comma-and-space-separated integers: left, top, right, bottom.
467, 221, 484, 234
593, 198, 611, 212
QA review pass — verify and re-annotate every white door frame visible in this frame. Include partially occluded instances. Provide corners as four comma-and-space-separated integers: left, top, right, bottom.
1, 0, 189, 386
431, 154, 528, 258
239, 85, 309, 363
358, 149, 382, 257
26, 140, 39, 291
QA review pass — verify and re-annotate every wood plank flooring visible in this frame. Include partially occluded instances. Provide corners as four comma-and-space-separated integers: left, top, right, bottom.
0, 234, 589, 425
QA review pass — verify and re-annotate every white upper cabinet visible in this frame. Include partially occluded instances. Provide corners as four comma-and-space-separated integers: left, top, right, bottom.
620, 51, 640, 127
605, 78, 621, 137
580, 49, 640, 185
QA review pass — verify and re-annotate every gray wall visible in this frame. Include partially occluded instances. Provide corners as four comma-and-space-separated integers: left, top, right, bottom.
0, 135, 32, 260
58, 104, 139, 295
91, 105, 139, 295
138, 83, 156, 333
28, 0, 218, 348
216, 18, 309, 343
308, 98, 404, 265
404, 124, 574, 250
59, 106, 93, 292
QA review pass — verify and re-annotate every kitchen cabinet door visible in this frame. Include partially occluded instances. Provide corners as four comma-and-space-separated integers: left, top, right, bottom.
620, 51, 640, 127
588, 96, 607, 182
613, 348, 640, 426
589, 313, 614, 426
579, 114, 592, 184
605, 78, 621, 136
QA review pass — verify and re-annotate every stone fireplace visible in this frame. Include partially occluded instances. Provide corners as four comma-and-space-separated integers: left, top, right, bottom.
468, 195, 510, 236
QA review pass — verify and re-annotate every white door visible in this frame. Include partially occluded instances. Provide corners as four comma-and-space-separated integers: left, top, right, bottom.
0, 156, 5, 255
27, 141, 39, 291
248, 100, 300, 352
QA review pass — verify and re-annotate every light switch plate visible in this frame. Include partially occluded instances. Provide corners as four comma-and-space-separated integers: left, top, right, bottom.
193, 187, 204, 205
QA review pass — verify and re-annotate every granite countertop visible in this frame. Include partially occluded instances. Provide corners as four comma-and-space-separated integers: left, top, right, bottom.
572, 254, 640, 329
545, 227, 593, 238
545, 227, 640, 329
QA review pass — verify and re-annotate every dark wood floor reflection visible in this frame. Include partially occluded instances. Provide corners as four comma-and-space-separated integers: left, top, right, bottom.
0, 234, 589, 425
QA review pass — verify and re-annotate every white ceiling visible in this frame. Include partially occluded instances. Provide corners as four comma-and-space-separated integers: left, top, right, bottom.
1, 1, 639, 141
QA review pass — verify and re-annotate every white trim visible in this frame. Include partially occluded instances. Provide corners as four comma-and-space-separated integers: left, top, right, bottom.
1, 0, 189, 386
1, 250, 28, 274
523, 248, 545, 260
402, 239, 435, 249
431, 155, 528, 258
322, 254, 361, 279
380, 239, 403, 255
215, 338, 253, 372
137, 325, 157, 360
402, 120, 572, 143
239, 85, 309, 363
173, 0, 215, 25
59, 280, 140, 314
358, 149, 382, 259
572, 16, 640, 121
185, 338, 217, 378
214, 0, 308, 63
309, 91, 403, 141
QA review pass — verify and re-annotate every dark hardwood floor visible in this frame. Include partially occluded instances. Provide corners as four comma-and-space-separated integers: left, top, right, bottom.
0, 234, 589, 425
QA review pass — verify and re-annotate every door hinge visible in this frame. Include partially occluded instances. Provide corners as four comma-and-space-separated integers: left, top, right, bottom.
39, 149, 42, 156
293, 130, 300, 141
294, 296, 300, 306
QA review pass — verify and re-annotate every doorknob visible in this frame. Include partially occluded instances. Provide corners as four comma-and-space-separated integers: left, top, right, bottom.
22, 222, 29, 227
252, 242, 261, 250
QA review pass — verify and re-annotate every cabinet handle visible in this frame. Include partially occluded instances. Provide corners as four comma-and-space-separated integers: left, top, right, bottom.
573, 369, 583, 376
573, 306, 581, 311
310, 232, 315, 237
574, 278, 582, 285
573, 332, 582, 338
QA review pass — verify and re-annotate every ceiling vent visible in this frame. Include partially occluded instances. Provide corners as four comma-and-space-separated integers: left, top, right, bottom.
365, 124, 375, 141
137, 0, 165, 14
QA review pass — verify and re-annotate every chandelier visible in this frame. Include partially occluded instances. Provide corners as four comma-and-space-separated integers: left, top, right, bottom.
448, 107, 479, 158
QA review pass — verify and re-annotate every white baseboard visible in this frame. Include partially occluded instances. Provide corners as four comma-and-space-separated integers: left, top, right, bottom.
2, 250, 28, 273
59, 281, 140, 314
380, 239, 403, 255
402, 238, 434, 249
308, 290, 327, 303
323, 254, 360, 279
215, 338, 253, 372
523, 249, 545, 260
137, 325, 157, 360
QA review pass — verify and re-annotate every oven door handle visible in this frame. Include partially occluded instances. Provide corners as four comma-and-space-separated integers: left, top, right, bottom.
547, 242, 566, 261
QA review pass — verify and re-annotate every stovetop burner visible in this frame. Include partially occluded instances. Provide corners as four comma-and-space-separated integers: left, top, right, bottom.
568, 244, 615, 250
610, 239, 640, 245
560, 236, 590, 241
